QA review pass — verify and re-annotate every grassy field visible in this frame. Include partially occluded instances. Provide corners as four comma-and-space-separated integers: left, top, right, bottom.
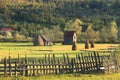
0, 42, 119, 58
0, 42, 119, 80
0, 73, 120, 80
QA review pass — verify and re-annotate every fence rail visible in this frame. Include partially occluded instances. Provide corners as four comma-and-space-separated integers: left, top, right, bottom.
0, 52, 119, 76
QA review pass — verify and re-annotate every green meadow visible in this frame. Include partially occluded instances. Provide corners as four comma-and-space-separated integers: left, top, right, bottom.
0, 42, 118, 58
0, 42, 119, 80
1, 73, 120, 80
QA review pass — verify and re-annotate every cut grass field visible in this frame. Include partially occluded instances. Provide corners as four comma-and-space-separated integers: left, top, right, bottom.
0, 42, 119, 79
1, 73, 120, 80
0, 42, 119, 58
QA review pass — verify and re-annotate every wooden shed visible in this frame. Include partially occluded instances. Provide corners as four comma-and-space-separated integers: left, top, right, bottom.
63, 31, 77, 45
33, 35, 53, 46
41, 35, 53, 46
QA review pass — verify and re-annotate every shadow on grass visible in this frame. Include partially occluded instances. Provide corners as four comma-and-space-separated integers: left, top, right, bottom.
2, 45, 34, 47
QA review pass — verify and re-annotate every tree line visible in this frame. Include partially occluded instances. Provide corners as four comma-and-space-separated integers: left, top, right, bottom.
0, 0, 120, 42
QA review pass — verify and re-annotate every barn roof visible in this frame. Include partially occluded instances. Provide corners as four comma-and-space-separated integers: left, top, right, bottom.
42, 35, 53, 42
64, 31, 76, 38
0, 28, 13, 32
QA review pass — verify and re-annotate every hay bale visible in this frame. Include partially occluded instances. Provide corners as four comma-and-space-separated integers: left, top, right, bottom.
33, 35, 44, 46
90, 41, 95, 48
72, 42, 77, 50
85, 41, 89, 49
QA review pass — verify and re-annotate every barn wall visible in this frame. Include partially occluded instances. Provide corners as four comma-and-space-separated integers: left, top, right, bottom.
64, 37, 73, 45
43, 39, 53, 46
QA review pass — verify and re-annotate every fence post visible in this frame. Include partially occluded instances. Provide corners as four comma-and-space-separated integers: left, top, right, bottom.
66, 54, 70, 73
76, 54, 79, 73
63, 54, 67, 73
25, 54, 28, 76
33, 60, 35, 76
4, 57, 7, 77
18, 54, 21, 63
96, 52, 101, 66
74, 58, 78, 73
94, 52, 99, 73
71, 59, 74, 73
88, 53, 93, 73
58, 58, 61, 74
53, 54, 57, 74
21, 61, 24, 76
9, 56, 12, 76
81, 53, 85, 73
29, 65, 32, 76
15, 61, 17, 77
85, 55, 90, 73
36, 60, 39, 76
78, 54, 83, 73
51, 58, 54, 74
45, 54, 48, 75
39, 59, 42, 76
48, 54, 51, 75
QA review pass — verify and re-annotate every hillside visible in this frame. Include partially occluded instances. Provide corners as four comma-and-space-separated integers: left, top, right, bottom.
0, 0, 120, 42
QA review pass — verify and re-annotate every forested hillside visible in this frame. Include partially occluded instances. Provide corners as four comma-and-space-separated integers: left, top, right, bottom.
0, 0, 120, 42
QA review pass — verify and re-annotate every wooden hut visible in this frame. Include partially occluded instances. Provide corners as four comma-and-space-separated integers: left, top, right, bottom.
41, 35, 53, 46
63, 31, 77, 45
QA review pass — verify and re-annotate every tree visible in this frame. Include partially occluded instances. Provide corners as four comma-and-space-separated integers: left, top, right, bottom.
108, 21, 118, 42
39, 25, 63, 42
85, 24, 96, 41
64, 18, 83, 35
14, 32, 26, 41
0, 0, 8, 14
20, 28, 29, 37
51, 25, 63, 42
5, 31, 13, 39
99, 21, 118, 42
99, 26, 109, 42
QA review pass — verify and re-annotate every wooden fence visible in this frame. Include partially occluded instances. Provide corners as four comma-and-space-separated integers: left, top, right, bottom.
0, 52, 119, 77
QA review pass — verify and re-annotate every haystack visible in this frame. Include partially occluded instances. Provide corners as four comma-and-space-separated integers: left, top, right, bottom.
85, 41, 89, 49
90, 41, 95, 48
72, 42, 77, 50
33, 35, 44, 46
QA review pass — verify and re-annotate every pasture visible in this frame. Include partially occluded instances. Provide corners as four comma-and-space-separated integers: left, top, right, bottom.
0, 42, 118, 58
1, 73, 120, 80
0, 42, 119, 79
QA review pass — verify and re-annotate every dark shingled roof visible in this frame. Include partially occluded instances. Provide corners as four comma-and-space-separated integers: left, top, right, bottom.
64, 31, 76, 38
42, 35, 53, 42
